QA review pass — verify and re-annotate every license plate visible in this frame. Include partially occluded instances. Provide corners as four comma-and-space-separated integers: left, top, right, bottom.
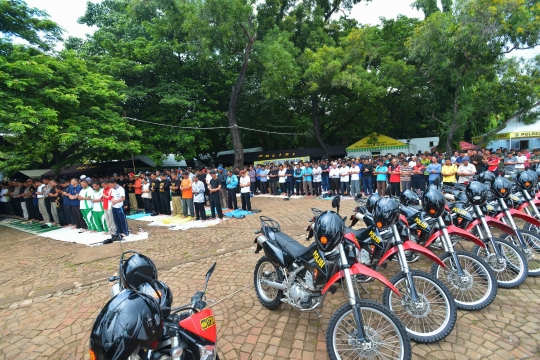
200, 315, 215, 331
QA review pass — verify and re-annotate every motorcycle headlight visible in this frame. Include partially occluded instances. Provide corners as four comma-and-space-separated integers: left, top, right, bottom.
198, 344, 217, 360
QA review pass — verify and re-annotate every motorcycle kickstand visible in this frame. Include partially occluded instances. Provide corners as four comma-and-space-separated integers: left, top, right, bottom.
312, 309, 322, 318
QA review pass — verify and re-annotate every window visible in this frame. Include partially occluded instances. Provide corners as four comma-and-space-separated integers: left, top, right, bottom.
429, 141, 434, 147
519, 140, 529, 150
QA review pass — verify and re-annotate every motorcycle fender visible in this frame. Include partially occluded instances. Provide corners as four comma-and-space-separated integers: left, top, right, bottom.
261, 239, 287, 267
465, 218, 516, 236
306, 226, 313, 240
533, 198, 540, 206
321, 263, 400, 296
399, 215, 409, 228
344, 232, 361, 250
350, 217, 359, 227
377, 241, 445, 268
179, 308, 216, 343
508, 208, 540, 228
425, 226, 486, 248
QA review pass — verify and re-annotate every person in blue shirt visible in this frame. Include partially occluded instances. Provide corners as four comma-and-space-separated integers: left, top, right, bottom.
67, 178, 85, 230
427, 157, 442, 186
60, 178, 75, 227
226, 170, 238, 210
285, 164, 294, 197
255, 165, 262, 194
293, 163, 303, 195
374, 160, 388, 196
302, 162, 313, 196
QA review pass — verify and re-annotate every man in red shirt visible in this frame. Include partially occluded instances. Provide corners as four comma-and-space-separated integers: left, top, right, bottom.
134, 173, 143, 210
102, 180, 117, 235
486, 151, 500, 175
387, 158, 401, 196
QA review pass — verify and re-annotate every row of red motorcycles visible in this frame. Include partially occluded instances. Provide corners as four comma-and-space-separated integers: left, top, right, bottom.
86, 167, 540, 360
251, 168, 540, 360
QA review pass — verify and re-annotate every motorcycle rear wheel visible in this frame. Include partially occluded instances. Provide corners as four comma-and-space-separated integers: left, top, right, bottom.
431, 250, 497, 311
382, 270, 457, 343
471, 238, 528, 288
326, 300, 412, 360
504, 229, 540, 276
254, 256, 284, 309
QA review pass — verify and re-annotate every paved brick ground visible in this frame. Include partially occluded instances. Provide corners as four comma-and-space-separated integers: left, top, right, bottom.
1, 196, 539, 359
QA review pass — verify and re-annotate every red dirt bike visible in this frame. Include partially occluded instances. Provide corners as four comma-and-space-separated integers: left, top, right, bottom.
254, 201, 412, 359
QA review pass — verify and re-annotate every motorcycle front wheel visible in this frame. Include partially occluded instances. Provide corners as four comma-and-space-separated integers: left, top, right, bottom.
471, 238, 528, 288
431, 250, 497, 311
254, 256, 284, 309
326, 300, 412, 360
504, 229, 540, 276
382, 270, 457, 343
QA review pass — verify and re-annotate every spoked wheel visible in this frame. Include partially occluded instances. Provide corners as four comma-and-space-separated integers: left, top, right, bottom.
505, 229, 540, 277
431, 250, 497, 311
471, 238, 528, 288
326, 300, 412, 360
253, 256, 284, 309
382, 270, 457, 343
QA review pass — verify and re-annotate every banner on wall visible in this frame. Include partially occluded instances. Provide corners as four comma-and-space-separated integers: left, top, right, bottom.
254, 156, 310, 166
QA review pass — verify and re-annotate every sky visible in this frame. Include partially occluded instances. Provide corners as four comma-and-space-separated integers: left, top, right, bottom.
22, 0, 540, 58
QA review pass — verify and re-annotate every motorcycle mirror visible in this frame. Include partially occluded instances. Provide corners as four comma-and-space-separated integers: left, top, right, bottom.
206, 262, 217, 283
332, 195, 341, 214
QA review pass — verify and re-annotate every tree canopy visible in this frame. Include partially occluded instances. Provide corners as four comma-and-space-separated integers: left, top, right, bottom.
0, 0, 539, 175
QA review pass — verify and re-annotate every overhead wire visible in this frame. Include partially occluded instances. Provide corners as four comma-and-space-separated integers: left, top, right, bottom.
123, 116, 309, 136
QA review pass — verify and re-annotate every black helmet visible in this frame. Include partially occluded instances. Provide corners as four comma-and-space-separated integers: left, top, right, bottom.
366, 194, 381, 213
422, 187, 446, 218
313, 210, 344, 252
373, 197, 400, 229
139, 280, 174, 318
465, 181, 488, 205
477, 171, 496, 184
516, 170, 537, 191
491, 176, 512, 199
120, 253, 158, 290
400, 190, 420, 206
90, 290, 163, 360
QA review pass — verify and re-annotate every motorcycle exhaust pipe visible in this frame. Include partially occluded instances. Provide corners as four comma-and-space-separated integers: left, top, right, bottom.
261, 279, 287, 290
256, 235, 268, 247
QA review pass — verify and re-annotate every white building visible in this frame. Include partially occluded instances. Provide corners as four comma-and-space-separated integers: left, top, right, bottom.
398, 137, 440, 154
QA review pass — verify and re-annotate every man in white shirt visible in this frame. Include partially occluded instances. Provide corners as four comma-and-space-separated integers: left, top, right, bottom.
349, 162, 361, 197
36, 179, 50, 223
339, 161, 350, 196
515, 151, 527, 171
110, 178, 129, 239
457, 157, 476, 184
78, 179, 95, 230
329, 162, 340, 195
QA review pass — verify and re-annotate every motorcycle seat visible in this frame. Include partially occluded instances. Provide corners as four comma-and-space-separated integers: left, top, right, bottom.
272, 231, 309, 258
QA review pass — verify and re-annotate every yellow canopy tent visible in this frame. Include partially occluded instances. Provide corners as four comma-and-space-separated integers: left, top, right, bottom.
346, 133, 408, 156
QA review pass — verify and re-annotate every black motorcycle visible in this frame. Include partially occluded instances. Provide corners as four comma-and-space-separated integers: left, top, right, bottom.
253, 209, 412, 360
90, 251, 219, 360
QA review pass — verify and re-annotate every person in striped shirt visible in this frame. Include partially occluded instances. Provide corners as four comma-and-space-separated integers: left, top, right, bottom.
91, 182, 108, 233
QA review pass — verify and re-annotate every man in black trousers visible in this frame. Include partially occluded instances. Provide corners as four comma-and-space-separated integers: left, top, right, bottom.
150, 173, 162, 215
159, 174, 171, 215
207, 171, 223, 221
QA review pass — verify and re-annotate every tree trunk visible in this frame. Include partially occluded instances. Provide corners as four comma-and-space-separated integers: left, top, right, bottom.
311, 94, 331, 159
226, 29, 256, 169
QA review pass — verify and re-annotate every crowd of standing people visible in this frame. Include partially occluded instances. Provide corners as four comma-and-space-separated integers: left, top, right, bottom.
2, 147, 539, 228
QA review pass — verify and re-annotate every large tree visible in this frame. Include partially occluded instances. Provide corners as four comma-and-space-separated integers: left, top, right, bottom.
407, 0, 540, 154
